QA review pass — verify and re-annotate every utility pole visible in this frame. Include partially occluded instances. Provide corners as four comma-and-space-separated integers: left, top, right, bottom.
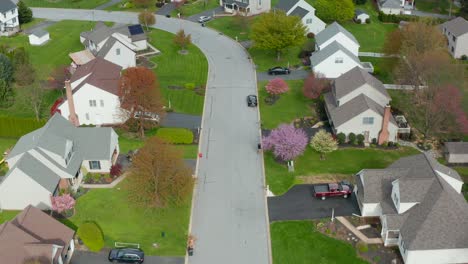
449, 0, 453, 17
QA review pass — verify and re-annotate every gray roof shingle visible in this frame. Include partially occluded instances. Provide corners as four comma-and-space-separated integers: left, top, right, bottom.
81, 23, 147, 45
445, 142, 468, 154
441, 17, 468, 37
275, 0, 299, 12
315, 22, 359, 47
30, 29, 48, 38
0, 0, 16, 13
289, 6, 309, 18
333, 66, 390, 101
16, 153, 61, 193
379, 0, 401, 8
310, 41, 362, 67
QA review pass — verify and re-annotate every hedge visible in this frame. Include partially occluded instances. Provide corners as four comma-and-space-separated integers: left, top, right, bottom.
0, 117, 47, 137
77, 222, 104, 252
377, 11, 447, 24
156, 128, 194, 144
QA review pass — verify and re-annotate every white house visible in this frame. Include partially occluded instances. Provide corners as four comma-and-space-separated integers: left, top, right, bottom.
444, 142, 468, 164
220, 0, 270, 16
80, 23, 148, 69
355, 153, 468, 264
310, 41, 364, 78
0, 114, 120, 210
57, 57, 125, 126
0, 0, 19, 36
440, 17, 468, 59
377, 0, 414, 14
354, 10, 370, 24
275, 0, 325, 35
28, 29, 50, 46
0, 205, 76, 264
324, 66, 399, 144
315, 22, 360, 56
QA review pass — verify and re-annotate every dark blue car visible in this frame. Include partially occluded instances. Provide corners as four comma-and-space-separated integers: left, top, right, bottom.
108, 248, 144, 263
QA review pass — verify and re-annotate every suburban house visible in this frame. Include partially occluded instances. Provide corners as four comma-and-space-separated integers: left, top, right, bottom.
440, 17, 468, 59
355, 153, 468, 264
0, 0, 19, 36
57, 57, 125, 125
0, 205, 75, 264
354, 10, 370, 24
0, 113, 119, 210
377, 0, 414, 14
444, 142, 468, 164
324, 66, 399, 144
28, 29, 50, 46
275, 0, 326, 35
80, 22, 148, 69
310, 22, 373, 78
69, 49, 96, 70
220, 0, 270, 16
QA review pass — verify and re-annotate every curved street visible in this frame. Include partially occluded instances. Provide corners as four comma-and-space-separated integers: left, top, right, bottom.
31, 8, 271, 264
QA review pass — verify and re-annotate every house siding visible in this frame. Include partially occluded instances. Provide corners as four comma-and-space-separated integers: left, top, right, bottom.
379, 7, 401, 14
286, 0, 325, 34
82, 159, 113, 173
103, 41, 136, 69
446, 153, 468, 164
442, 25, 468, 59
312, 50, 362, 78
0, 6, 19, 35
404, 248, 468, 264
361, 203, 382, 216
29, 34, 50, 45
338, 84, 390, 107
318, 33, 359, 56
133, 39, 147, 51
437, 171, 463, 193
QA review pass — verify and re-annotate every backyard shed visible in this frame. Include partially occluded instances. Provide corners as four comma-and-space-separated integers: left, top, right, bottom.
354, 10, 369, 24
444, 142, 468, 164
28, 29, 50, 45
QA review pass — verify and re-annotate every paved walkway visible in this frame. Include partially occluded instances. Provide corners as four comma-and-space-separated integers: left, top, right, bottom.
336, 217, 383, 244
94, 0, 122, 10
23, 20, 56, 34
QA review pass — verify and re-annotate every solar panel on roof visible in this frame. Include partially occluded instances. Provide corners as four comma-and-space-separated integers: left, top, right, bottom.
128, 25, 144, 35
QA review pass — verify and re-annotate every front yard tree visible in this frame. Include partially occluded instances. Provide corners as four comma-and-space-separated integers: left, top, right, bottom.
51, 194, 76, 215
0, 54, 13, 84
17, 1, 33, 25
315, 0, 355, 22
127, 137, 194, 208
138, 10, 156, 30
310, 129, 338, 160
118, 67, 165, 138
265, 78, 289, 98
262, 124, 308, 172
460, 0, 468, 19
14, 62, 35, 86
303, 72, 329, 99
133, 0, 151, 8
251, 10, 306, 60
173, 29, 192, 52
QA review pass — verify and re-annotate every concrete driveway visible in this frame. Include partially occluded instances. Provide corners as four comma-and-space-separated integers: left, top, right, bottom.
268, 184, 360, 222
71, 251, 183, 264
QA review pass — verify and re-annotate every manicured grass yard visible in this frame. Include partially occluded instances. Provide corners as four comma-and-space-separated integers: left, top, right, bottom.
24, 0, 108, 9
271, 221, 368, 264
0, 137, 18, 155
266, 147, 420, 195
69, 179, 191, 256
250, 45, 306, 72
178, 0, 219, 17
208, 16, 255, 42
148, 29, 208, 115
105, 1, 158, 12
0, 210, 20, 224
416, 0, 459, 14
359, 57, 398, 84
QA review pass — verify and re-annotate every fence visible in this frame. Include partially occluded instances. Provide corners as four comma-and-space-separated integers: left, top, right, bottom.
358, 52, 398, 58
115, 242, 140, 248
383, 84, 428, 90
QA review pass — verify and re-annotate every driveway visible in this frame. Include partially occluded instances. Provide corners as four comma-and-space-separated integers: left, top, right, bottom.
268, 184, 360, 222
257, 69, 309, 81
161, 112, 201, 129
71, 251, 183, 264
185, 7, 223, 22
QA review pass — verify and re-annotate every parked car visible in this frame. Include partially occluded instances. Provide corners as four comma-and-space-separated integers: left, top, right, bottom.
198, 16, 211, 23
313, 181, 352, 200
247, 95, 258, 107
108, 248, 144, 263
268, 66, 290, 75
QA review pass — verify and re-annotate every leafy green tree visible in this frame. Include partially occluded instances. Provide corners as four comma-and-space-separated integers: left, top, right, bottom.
315, 0, 355, 22
460, 0, 468, 19
77, 222, 104, 252
250, 10, 307, 60
0, 54, 13, 83
0, 79, 11, 102
17, 1, 33, 25
310, 129, 338, 160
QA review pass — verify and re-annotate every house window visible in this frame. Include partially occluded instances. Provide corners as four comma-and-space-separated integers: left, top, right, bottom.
11, 10, 14, 15
444, 28, 446, 33
362, 117, 374, 125
335, 57, 343, 63
12, 17, 16, 24
85, 113, 90, 120
452, 36, 456, 42
89, 161, 101, 170
65, 151, 72, 165
393, 192, 399, 205
306, 18, 313, 24
100, 99, 104, 107
89, 100, 97, 107
116, 48, 121, 55
451, 46, 454, 53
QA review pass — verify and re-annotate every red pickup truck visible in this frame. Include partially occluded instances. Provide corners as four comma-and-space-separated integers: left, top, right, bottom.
314, 181, 352, 200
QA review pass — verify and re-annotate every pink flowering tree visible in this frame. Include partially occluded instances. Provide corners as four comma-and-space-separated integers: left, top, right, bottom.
265, 78, 289, 99
51, 194, 76, 216
262, 124, 308, 171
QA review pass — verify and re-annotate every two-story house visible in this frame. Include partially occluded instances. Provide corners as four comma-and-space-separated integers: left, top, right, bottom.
0, 0, 19, 36
355, 153, 468, 264
0, 113, 119, 210
220, 0, 270, 16
377, 0, 415, 14
275, 0, 325, 35
440, 17, 468, 59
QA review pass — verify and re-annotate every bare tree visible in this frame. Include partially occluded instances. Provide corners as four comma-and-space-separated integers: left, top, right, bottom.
22, 82, 45, 121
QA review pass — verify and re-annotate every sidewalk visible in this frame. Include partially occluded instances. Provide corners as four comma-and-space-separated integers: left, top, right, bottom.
336, 216, 383, 244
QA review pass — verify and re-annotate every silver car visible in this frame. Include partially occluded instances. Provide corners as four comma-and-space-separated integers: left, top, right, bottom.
198, 16, 211, 23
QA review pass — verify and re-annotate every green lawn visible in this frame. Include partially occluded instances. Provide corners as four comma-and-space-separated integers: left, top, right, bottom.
342, 2, 398, 52
105, 1, 158, 12
259, 80, 316, 129
69, 179, 191, 256
266, 147, 420, 195
250, 44, 306, 72
24, 0, 108, 9
178, 0, 219, 17
359, 57, 398, 84
20, 18, 46, 31
416, 0, 459, 14
148, 29, 208, 115
208, 16, 255, 42
271, 221, 368, 264
0, 210, 21, 224
0, 137, 18, 155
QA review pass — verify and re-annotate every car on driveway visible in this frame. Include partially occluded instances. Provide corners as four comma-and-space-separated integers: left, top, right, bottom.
268, 66, 290, 75
198, 16, 211, 23
247, 95, 257, 107
108, 248, 144, 263
313, 181, 352, 200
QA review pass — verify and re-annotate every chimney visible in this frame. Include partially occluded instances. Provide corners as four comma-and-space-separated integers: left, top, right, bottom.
378, 104, 391, 145
65, 80, 80, 127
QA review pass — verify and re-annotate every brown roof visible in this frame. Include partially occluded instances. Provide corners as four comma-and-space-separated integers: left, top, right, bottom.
70, 57, 122, 96
69, 50, 96, 66
0, 205, 75, 264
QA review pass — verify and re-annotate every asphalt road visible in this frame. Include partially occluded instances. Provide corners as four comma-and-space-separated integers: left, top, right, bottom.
32, 9, 270, 264
268, 184, 360, 222
71, 251, 183, 264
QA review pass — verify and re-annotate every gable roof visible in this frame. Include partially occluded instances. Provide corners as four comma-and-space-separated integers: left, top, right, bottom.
445, 141, 468, 154
0, 205, 75, 264
81, 22, 147, 45
315, 22, 359, 47
30, 29, 48, 38
15, 152, 62, 192
69, 49, 96, 66
289, 6, 309, 18
333, 66, 390, 100
355, 9, 368, 16
441, 17, 468, 37
0, 0, 16, 13
310, 41, 362, 67
379, 0, 400, 8
275, 0, 300, 12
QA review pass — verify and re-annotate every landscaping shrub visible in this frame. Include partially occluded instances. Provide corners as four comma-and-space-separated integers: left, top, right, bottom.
184, 83, 195, 90
77, 222, 104, 252
356, 241, 369, 253
348, 133, 356, 145
337, 133, 346, 144
307, 32, 315, 38
110, 164, 123, 177
156, 128, 194, 144
388, 141, 394, 147
378, 11, 447, 24
365, 18, 370, 24
354, 0, 366, 4
357, 134, 365, 145
371, 138, 377, 145
0, 117, 46, 137
461, 55, 468, 61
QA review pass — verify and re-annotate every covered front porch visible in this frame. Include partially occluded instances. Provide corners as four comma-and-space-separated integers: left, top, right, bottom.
221, 0, 250, 15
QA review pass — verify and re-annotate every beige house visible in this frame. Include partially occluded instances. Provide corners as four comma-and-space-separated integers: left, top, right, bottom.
440, 17, 468, 59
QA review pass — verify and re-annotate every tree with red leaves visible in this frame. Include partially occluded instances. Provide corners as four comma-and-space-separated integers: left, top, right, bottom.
48, 65, 71, 90
110, 164, 123, 177
303, 72, 329, 99
265, 78, 289, 97
119, 67, 165, 139
51, 194, 75, 214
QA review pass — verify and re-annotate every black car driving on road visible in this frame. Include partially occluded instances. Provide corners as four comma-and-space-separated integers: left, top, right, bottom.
108, 248, 144, 263
268, 66, 290, 75
247, 95, 258, 107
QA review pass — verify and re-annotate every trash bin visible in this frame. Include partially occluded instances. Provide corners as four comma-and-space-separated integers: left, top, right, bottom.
187, 246, 194, 256
165, 14, 170, 18
201, 23, 206, 27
